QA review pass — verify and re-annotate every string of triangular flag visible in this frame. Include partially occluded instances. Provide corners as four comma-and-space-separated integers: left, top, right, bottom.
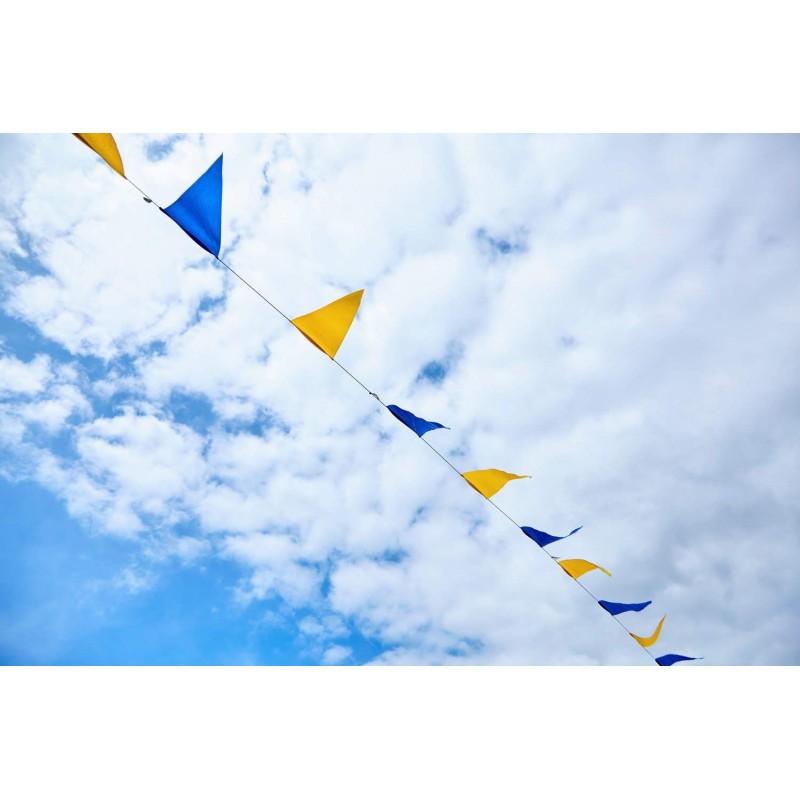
71, 133, 702, 666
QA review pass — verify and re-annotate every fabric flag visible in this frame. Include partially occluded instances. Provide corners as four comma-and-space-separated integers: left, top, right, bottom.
461, 469, 530, 499
73, 133, 125, 177
656, 653, 701, 667
558, 558, 611, 580
598, 600, 652, 616
162, 154, 223, 257
387, 404, 448, 437
292, 289, 365, 359
629, 615, 666, 648
521, 525, 582, 548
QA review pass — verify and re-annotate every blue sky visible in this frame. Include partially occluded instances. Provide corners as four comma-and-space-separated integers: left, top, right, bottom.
2, 133, 799, 665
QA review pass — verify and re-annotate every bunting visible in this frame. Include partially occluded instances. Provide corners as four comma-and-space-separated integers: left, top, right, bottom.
521, 525, 582, 548
656, 653, 701, 667
558, 559, 611, 580
598, 600, 652, 615
66, 133, 701, 668
291, 289, 365, 359
387, 404, 448, 437
461, 469, 530, 499
73, 133, 125, 177
629, 615, 666, 648
162, 154, 223, 257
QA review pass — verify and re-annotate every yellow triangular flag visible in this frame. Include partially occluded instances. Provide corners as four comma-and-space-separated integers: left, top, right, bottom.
73, 133, 125, 177
291, 289, 364, 359
630, 615, 666, 648
461, 469, 530, 499
558, 558, 612, 580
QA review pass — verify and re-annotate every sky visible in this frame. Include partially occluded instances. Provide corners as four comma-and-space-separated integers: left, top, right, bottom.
1, 132, 799, 666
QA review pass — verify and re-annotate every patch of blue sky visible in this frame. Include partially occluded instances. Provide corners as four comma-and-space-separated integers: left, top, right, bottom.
0, 309, 68, 364
475, 226, 529, 260
446, 637, 484, 658
447, 447, 469, 464
0, 478, 328, 665
410, 506, 427, 525
418, 360, 447, 383
233, 406, 291, 438
20, 425, 81, 464
144, 135, 186, 163
167, 390, 217, 434
194, 292, 227, 321
376, 548, 409, 564
340, 626, 386, 665
415, 341, 464, 386
1, 230, 50, 274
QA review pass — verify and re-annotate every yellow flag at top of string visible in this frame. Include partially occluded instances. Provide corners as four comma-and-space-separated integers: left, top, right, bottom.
292, 289, 365, 359
630, 615, 666, 648
558, 558, 612, 580
461, 469, 530, 499
73, 133, 125, 177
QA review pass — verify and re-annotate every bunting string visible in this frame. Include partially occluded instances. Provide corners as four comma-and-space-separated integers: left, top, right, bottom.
69, 134, 701, 666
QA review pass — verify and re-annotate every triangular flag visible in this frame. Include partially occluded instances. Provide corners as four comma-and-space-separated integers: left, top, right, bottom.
521, 525, 582, 548
630, 615, 666, 648
387, 404, 448, 438
598, 600, 652, 616
162, 155, 223, 257
461, 469, 530, 499
292, 289, 364, 359
656, 653, 701, 667
558, 558, 611, 580
73, 133, 125, 177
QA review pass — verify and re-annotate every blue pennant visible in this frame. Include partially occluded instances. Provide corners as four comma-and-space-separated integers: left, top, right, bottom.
520, 525, 582, 548
162, 154, 223, 257
387, 404, 448, 438
598, 600, 652, 616
656, 653, 701, 667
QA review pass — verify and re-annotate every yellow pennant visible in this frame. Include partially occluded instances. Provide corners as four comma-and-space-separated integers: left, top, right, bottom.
73, 133, 125, 177
558, 558, 612, 580
630, 615, 666, 648
461, 469, 530, 499
292, 289, 365, 359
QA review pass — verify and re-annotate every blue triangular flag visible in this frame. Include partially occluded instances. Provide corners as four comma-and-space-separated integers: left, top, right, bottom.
520, 525, 582, 548
598, 599, 652, 616
656, 653, 701, 667
387, 404, 448, 438
162, 154, 223, 257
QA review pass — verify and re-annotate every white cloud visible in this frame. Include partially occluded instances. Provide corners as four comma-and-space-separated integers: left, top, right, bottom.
0, 353, 52, 396
112, 566, 156, 595
321, 644, 352, 665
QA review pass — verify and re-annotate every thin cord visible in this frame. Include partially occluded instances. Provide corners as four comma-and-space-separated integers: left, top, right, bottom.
125, 177, 159, 207
125, 173, 660, 666
332, 357, 375, 396
215, 256, 293, 324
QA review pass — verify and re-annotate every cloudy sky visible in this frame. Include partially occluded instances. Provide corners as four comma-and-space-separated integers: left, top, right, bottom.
1, 133, 798, 665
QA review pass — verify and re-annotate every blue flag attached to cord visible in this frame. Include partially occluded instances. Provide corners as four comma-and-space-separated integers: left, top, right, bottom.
387, 404, 448, 438
656, 653, 701, 667
163, 154, 223, 257
520, 525, 582, 548
598, 600, 652, 616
